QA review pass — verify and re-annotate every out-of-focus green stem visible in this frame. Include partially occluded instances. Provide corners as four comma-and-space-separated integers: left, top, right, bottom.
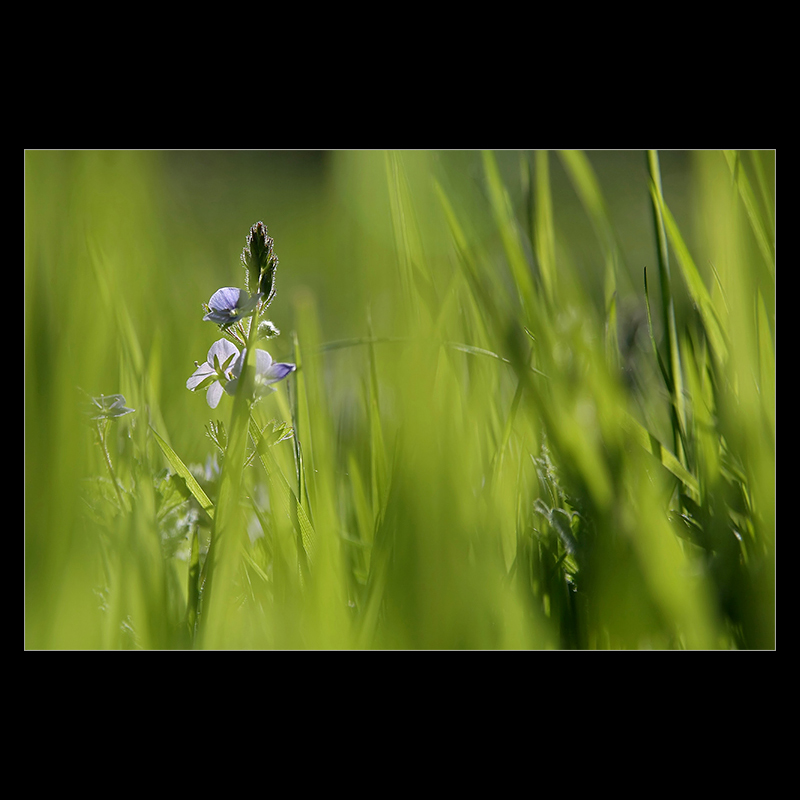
186, 525, 200, 644
647, 150, 687, 465
196, 305, 260, 646
96, 419, 125, 510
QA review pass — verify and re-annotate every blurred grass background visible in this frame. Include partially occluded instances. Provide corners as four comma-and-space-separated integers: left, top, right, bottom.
24, 149, 775, 649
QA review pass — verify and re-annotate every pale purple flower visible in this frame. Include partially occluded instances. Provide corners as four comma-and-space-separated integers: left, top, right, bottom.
203, 287, 261, 326
88, 393, 135, 419
224, 349, 296, 401
186, 339, 240, 408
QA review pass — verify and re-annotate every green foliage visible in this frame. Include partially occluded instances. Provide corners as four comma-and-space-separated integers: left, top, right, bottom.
25, 149, 775, 649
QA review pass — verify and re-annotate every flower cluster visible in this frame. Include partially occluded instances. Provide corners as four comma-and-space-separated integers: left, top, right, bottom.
187, 222, 295, 408
187, 339, 295, 409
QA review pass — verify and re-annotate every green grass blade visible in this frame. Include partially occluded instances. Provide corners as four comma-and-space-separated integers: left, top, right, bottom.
647, 151, 688, 463
434, 176, 505, 348
149, 425, 214, 520
650, 180, 729, 364
643, 267, 673, 392
482, 150, 538, 322
532, 150, 557, 304
558, 149, 615, 252
366, 321, 390, 528
558, 149, 621, 304
624, 415, 699, 496
756, 289, 775, 439
250, 418, 316, 566
384, 150, 430, 326
605, 290, 620, 372
723, 150, 775, 272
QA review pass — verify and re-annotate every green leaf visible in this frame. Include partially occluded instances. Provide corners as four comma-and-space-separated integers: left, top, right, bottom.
150, 425, 215, 520
259, 419, 294, 448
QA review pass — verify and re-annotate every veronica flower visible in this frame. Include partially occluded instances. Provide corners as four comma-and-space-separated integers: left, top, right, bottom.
88, 393, 135, 419
186, 339, 240, 408
224, 348, 296, 401
202, 287, 261, 327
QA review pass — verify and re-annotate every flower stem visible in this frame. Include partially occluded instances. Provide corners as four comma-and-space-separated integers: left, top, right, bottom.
97, 419, 126, 510
196, 299, 261, 646
186, 524, 200, 645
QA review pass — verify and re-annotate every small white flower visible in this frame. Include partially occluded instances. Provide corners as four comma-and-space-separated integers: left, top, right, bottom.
186, 339, 240, 408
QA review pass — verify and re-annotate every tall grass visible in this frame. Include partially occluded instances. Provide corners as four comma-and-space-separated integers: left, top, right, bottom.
24, 149, 775, 649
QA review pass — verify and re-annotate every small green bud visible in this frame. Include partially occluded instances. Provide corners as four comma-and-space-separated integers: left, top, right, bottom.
241, 221, 278, 304
257, 319, 281, 340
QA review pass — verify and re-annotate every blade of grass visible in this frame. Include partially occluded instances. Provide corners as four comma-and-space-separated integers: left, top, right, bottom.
384, 150, 426, 326
185, 527, 201, 643
623, 415, 700, 497
723, 150, 775, 272
149, 425, 214, 521
558, 150, 616, 253
756, 289, 775, 440
289, 330, 314, 525
605, 290, 620, 372
649, 176, 729, 364
647, 150, 688, 465
366, 317, 390, 528
748, 150, 775, 241
250, 418, 315, 568
643, 266, 674, 393
434, 175, 508, 351
558, 149, 623, 305
482, 150, 538, 323
197, 308, 261, 646
532, 150, 557, 305
682, 329, 720, 491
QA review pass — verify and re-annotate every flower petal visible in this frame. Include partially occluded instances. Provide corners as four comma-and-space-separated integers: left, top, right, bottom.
263, 361, 296, 384
254, 349, 274, 373
203, 309, 230, 324
207, 287, 244, 311
105, 394, 128, 409
186, 362, 215, 390
207, 339, 240, 370
203, 288, 261, 325
206, 380, 224, 408
90, 394, 135, 418
230, 349, 246, 380
104, 404, 135, 417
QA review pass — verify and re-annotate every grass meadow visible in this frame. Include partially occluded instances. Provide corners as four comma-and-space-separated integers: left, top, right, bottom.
24, 149, 775, 650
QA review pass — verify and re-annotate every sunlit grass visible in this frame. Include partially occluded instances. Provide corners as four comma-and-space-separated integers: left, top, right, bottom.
24, 149, 775, 649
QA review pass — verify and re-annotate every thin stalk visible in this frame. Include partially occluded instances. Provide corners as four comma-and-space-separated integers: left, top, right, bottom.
96, 419, 125, 510
196, 304, 260, 646
647, 150, 687, 465
186, 525, 200, 645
